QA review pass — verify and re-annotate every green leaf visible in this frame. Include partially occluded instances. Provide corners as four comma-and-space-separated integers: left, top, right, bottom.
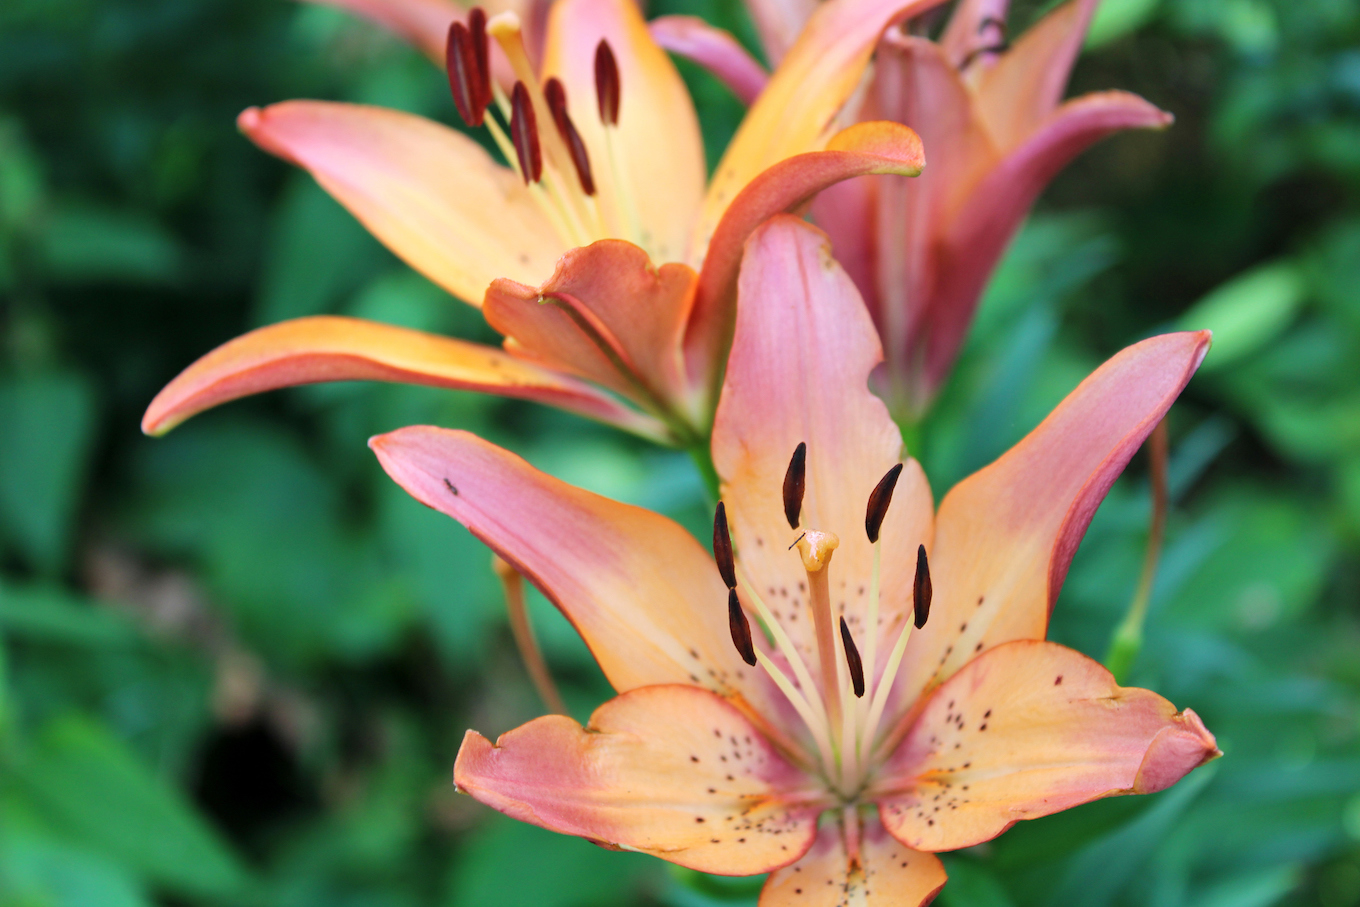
0, 829, 152, 907
445, 813, 659, 907
13, 714, 249, 899
937, 856, 1016, 907
255, 176, 386, 324
1086, 0, 1162, 48
1194, 864, 1300, 907
1179, 261, 1306, 370
0, 581, 139, 647
0, 372, 97, 574
39, 204, 182, 285
1044, 766, 1215, 907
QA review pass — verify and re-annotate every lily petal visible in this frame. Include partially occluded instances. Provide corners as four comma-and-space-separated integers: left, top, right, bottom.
761, 812, 946, 906
974, 0, 1100, 149
238, 101, 562, 306
648, 16, 770, 106
687, 121, 927, 396
141, 316, 661, 437
483, 240, 698, 410
455, 684, 823, 875
853, 34, 999, 379
938, 0, 1012, 69
300, 0, 550, 74
740, 0, 817, 67
920, 91, 1173, 393
712, 217, 934, 689
697, 0, 945, 245
891, 331, 1210, 718
541, 0, 705, 265
370, 426, 791, 719
299, 0, 460, 65
874, 640, 1220, 851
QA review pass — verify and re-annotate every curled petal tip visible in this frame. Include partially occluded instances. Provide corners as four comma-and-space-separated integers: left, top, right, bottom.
235, 104, 301, 166
826, 121, 926, 175
1133, 707, 1221, 795
236, 106, 262, 133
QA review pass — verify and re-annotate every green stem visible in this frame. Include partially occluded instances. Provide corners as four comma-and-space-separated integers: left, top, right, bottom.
687, 440, 720, 504
1104, 419, 1169, 683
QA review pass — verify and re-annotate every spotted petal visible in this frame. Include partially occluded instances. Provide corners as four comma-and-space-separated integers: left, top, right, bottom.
455, 684, 824, 874
712, 217, 934, 690
873, 640, 1219, 851
761, 812, 946, 906
238, 102, 563, 306
141, 316, 662, 439
370, 426, 792, 723
889, 331, 1210, 714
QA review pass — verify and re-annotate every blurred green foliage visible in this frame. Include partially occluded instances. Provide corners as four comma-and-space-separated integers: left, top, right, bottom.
0, 0, 1358, 904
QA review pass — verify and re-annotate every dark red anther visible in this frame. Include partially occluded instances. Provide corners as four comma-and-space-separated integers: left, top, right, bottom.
467, 8, 492, 113
544, 77, 597, 195
713, 501, 737, 589
728, 589, 757, 667
782, 442, 806, 530
913, 544, 932, 629
840, 617, 865, 698
865, 462, 904, 544
594, 39, 620, 126
509, 81, 543, 183
445, 22, 485, 127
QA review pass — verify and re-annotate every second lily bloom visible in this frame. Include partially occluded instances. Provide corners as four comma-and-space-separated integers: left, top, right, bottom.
143, 0, 954, 447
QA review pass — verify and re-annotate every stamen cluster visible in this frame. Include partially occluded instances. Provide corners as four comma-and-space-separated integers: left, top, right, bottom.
713, 444, 933, 798
441, 12, 647, 253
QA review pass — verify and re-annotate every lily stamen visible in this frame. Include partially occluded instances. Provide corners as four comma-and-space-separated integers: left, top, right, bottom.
509, 82, 543, 184
487, 13, 597, 245
783, 441, 806, 529
543, 78, 597, 197
862, 544, 931, 761
593, 40, 620, 125
446, 21, 488, 128
862, 461, 902, 697
839, 617, 864, 698
727, 588, 757, 666
593, 38, 645, 248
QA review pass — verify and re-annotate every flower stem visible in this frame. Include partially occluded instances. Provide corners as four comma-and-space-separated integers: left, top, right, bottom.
493, 555, 567, 715
687, 440, 721, 503
1105, 418, 1169, 683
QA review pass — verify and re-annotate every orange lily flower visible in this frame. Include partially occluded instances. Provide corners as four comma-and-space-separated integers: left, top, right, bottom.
141, 0, 949, 448
369, 216, 1219, 903
658, 0, 1174, 418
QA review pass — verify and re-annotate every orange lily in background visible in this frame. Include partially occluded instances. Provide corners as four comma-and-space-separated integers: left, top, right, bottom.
370, 215, 1218, 903
658, 0, 1174, 419
142, 0, 952, 451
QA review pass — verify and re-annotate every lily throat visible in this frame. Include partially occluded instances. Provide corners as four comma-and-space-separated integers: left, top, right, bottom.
714, 443, 932, 799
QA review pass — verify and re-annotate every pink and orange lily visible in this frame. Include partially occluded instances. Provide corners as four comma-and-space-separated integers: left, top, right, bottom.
660, 0, 1174, 419
369, 215, 1219, 904
141, 0, 955, 448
